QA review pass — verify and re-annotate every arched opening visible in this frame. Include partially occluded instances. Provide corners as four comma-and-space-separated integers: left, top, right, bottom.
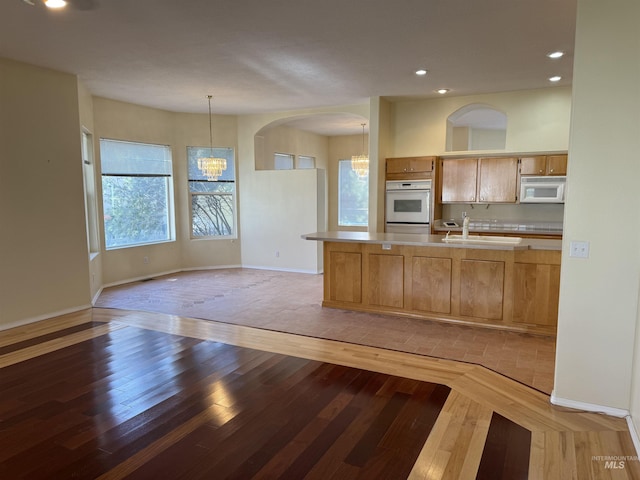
446, 104, 507, 151
254, 113, 368, 170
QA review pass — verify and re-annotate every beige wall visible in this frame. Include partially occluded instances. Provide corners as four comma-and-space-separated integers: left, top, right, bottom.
93, 98, 242, 285
0, 59, 91, 328
256, 125, 329, 171
171, 111, 241, 271
390, 87, 572, 156
554, 0, 640, 416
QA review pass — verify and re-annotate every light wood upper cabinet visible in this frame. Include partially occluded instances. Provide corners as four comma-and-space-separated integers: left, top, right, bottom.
386, 156, 435, 180
440, 158, 478, 202
520, 154, 567, 176
478, 157, 518, 203
441, 157, 518, 203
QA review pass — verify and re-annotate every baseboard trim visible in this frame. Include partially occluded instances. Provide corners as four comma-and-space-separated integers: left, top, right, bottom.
241, 264, 322, 275
550, 390, 629, 417
182, 264, 243, 272
91, 287, 103, 306
101, 268, 184, 289
0, 304, 93, 332
626, 416, 640, 458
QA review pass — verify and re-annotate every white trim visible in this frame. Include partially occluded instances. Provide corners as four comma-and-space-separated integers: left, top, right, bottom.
241, 264, 322, 275
626, 416, 640, 458
181, 264, 243, 272
100, 268, 183, 289
0, 304, 92, 332
550, 390, 629, 417
91, 287, 103, 306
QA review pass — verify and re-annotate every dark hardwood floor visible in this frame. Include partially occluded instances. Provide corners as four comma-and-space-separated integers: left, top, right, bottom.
1, 309, 638, 479
0, 315, 532, 479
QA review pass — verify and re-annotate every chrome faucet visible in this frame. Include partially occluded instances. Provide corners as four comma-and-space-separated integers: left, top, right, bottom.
462, 212, 470, 239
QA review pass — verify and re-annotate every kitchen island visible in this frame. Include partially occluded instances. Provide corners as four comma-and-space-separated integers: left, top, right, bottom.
302, 231, 562, 335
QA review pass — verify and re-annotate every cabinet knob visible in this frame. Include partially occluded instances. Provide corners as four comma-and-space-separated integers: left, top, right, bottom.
539, 169, 543, 173
550, 169, 554, 173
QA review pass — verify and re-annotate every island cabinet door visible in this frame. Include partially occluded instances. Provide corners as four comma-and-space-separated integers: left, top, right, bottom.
512, 263, 561, 326
327, 249, 362, 304
367, 253, 404, 308
459, 259, 505, 320
410, 256, 452, 314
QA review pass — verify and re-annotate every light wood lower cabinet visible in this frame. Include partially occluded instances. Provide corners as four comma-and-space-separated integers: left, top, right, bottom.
368, 254, 404, 308
327, 250, 362, 303
459, 259, 505, 320
323, 242, 560, 335
411, 257, 451, 314
513, 262, 561, 326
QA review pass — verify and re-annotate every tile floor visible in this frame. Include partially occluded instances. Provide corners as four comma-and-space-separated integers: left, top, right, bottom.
96, 268, 556, 394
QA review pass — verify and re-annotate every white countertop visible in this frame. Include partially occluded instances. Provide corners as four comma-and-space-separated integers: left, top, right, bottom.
302, 231, 562, 251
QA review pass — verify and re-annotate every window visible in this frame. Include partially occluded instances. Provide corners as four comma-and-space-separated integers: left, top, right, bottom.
274, 153, 294, 170
82, 129, 100, 255
187, 146, 236, 238
100, 139, 175, 249
297, 155, 315, 169
338, 159, 368, 227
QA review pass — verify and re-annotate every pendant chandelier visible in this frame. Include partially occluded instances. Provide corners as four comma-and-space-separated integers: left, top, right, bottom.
197, 95, 227, 181
351, 123, 369, 178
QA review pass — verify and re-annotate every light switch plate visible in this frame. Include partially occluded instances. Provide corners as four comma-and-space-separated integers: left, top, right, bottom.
569, 240, 590, 258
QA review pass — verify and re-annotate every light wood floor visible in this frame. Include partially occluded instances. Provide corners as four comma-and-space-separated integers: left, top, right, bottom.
1, 308, 639, 479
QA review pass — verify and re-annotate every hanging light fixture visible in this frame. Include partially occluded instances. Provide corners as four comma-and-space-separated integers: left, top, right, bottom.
197, 95, 227, 181
351, 123, 369, 178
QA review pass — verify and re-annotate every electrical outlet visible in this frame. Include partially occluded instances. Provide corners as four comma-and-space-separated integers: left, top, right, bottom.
275, 251, 280, 258
569, 241, 589, 258
143, 256, 149, 264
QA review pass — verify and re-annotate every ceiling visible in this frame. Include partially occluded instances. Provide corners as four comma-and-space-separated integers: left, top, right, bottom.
1, 0, 576, 135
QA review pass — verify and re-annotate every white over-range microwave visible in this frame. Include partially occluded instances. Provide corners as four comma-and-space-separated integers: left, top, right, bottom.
520, 176, 566, 203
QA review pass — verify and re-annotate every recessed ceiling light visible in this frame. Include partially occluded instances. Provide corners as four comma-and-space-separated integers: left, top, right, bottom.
547, 51, 564, 59
549, 75, 562, 82
44, 0, 67, 7
436, 89, 450, 94
415, 69, 428, 76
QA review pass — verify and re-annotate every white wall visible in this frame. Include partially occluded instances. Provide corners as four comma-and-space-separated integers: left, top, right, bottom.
240, 169, 326, 273
237, 104, 369, 272
0, 59, 91, 328
554, 0, 640, 414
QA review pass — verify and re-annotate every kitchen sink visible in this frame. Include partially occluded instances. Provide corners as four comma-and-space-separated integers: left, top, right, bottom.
442, 234, 522, 245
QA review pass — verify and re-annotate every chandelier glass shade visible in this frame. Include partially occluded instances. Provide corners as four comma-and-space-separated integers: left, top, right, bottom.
197, 155, 227, 181
351, 154, 369, 178
351, 123, 369, 178
198, 95, 227, 181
